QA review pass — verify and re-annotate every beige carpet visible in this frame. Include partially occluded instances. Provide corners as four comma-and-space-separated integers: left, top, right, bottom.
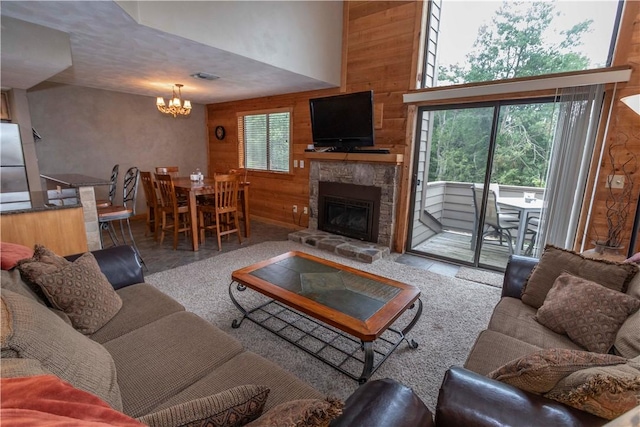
456, 266, 505, 288
145, 241, 501, 411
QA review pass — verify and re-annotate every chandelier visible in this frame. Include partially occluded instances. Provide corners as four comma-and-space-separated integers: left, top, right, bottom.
156, 84, 192, 117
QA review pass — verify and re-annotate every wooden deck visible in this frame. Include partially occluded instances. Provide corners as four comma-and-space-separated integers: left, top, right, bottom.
411, 231, 517, 271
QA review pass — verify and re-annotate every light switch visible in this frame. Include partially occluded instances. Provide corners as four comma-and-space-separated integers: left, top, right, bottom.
293, 160, 298, 168
300, 160, 305, 169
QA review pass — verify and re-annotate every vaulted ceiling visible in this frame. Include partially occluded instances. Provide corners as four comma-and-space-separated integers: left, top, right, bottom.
0, 1, 343, 104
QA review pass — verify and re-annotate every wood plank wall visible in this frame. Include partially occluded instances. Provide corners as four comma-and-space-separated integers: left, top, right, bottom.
206, 1, 421, 249
576, 1, 640, 254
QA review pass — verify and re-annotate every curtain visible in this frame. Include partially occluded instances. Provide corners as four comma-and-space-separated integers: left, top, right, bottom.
535, 84, 605, 256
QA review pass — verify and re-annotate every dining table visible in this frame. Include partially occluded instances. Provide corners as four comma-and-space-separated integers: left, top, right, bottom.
497, 196, 543, 255
172, 177, 250, 251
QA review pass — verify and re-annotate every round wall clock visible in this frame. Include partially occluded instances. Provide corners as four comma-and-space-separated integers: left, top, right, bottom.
215, 125, 226, 140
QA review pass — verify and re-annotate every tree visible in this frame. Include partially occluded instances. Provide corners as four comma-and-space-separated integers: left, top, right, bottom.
429, 2, 593, 187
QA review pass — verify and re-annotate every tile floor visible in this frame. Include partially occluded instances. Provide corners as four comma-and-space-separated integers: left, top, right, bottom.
114, 217, 462, 277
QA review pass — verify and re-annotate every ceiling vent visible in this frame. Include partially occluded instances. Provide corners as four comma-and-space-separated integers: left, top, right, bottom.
190, 72, 219, 81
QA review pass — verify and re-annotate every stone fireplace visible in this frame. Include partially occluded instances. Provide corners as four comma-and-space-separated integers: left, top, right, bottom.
309, 158, 400, 248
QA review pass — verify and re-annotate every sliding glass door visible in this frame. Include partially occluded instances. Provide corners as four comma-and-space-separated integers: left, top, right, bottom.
408, 99, 557, 270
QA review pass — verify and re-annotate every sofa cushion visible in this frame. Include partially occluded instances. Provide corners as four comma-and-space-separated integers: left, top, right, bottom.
614, 310, 640, 358
0, 269, 46, 304
488, 297, 584, 350
522, 245, 637, 309
0, 288, 122, 411
35, 252, 123, 335
544, 357, 640, 420
0, 357, 49, 378
90, 283, 185, 344
535, 272, 640, 353
487, 348, 627, 394
137, 385, 270, 427
153, 351, 324, 413
464, 329, 543, 376
246, 398, 343, 427
103, 311, 244, 417
0, 242, 33, 270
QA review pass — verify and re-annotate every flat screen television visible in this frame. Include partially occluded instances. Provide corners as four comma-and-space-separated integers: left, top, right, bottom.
309, 90, 375, 151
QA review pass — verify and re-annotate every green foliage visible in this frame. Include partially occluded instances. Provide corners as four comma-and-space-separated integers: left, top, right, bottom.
431, 1, 592, 187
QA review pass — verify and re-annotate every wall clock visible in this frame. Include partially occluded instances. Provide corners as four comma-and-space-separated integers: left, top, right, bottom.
215, 125, 226, 140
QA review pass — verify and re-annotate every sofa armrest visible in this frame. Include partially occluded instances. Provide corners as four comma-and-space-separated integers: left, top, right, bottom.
435, 366, 606, 427
330, 378, 434, 427
501, 255, 538, 299
66, 245, 144, 290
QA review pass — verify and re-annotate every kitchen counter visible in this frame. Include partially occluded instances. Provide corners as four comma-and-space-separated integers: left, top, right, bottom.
40, 173, 110, 188
0, 190, 81, 214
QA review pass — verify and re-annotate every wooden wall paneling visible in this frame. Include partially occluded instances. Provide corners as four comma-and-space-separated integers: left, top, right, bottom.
0, 208, 88, 255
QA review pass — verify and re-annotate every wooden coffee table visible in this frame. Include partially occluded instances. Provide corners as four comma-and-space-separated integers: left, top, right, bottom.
229, 251, 422, 383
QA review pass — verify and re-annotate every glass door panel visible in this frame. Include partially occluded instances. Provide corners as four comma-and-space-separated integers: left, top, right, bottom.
409, 105, 495, 265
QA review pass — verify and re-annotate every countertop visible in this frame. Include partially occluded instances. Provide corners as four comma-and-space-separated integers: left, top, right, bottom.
40, 173, 110, 187
0, 190, 81, 214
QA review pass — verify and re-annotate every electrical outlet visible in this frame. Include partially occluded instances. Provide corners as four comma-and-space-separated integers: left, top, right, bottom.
303, 207, 308, 215
293, 159, 298, 168
606, 175, 625, 189
292, 205, 298, 213
300, 160, 305, 168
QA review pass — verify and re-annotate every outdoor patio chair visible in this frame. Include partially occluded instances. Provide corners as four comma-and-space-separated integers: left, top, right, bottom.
471, 184, 519, 254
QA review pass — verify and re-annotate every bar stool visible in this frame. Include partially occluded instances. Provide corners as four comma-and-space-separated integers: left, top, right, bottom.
96, 164, 119, 208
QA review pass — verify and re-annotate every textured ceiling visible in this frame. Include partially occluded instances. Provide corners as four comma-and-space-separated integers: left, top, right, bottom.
0, 1, 336, 105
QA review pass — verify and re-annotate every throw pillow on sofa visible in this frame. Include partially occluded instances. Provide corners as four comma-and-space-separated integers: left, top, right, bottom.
16, 244, 72, 284
137, 385, 270, 427
0, 288, 123, 411
543, 357, 640, 420
535, 272, 640, 353
35, 252, 123, 334
487, 348, 627, 394
522, 244, 638, 309
614, 310, 640, 358
245, 397, 344, 427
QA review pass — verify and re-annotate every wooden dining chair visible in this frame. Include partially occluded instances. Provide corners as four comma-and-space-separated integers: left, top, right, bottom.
155, 173, 191, 250
197, 174, 242, 251
139, 171, 161, 241
155, 166, 179, 178
96, 164, 119, 208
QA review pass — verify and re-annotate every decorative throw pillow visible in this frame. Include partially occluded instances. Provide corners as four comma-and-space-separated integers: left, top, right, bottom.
137, 385, 270, 427
1, 288, 123, 411
16, 244, 71, 284
245, 398, 344, 427
486, 348, 627, 394
35, 252, 122, 334
535, 272, 640, 353
544, 358, 640, 420
0, 242, 34, 270
614, 310, 640, 358
522, 244, 638, 309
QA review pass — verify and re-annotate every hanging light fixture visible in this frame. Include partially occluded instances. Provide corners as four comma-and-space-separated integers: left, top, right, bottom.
156, 84, 192, 117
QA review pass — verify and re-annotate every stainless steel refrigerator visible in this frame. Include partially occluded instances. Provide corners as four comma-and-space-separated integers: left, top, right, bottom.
1, 123, 30, 193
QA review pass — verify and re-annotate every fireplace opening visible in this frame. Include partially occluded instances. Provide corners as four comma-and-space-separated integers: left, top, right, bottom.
318, 182, 380, 242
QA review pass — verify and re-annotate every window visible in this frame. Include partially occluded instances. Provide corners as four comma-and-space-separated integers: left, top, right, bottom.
237, 109, 291, 173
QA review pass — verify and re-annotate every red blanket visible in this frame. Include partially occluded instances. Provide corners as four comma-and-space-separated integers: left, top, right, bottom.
1, 375, 144, 426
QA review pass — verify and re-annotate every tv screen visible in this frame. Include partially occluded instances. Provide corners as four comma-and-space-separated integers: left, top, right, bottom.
309, 90, 374, 149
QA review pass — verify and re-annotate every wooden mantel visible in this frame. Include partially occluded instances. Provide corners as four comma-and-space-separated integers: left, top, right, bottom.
304, 152, 404, 165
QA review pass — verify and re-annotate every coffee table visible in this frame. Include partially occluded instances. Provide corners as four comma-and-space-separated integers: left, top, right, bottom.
229, 251, 422, 383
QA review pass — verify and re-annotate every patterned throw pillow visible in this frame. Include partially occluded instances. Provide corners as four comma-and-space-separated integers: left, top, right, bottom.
137, 385, 270, 427
487, 348, 627, 394
35, 252, 122, 335
15, 245, 72, 304
246, 398, 344, 427
522, 245, 638, 309
544, 358, 640, 420
536, 272, 640, 353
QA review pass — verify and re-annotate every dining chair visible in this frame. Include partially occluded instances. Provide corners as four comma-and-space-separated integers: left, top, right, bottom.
155, 166, 179, 178
197, 174, 242, 251
155, 173, 191, 250
96, 164, 119, 208
139, 171, 161, 241
470, 184, 519, 253
98, 166, 144, 265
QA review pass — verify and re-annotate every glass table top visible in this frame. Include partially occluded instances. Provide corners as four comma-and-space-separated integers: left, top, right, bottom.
248, 255, 401, 321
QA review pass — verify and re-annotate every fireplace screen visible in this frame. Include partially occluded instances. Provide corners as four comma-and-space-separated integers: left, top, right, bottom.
318, 182, 380, 242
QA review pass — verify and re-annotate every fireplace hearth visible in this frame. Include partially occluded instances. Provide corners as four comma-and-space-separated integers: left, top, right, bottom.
318, 182, 380, 243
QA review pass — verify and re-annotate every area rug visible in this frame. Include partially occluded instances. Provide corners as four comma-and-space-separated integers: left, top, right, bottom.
456, 266, 505, 288
145, 240, 501, 411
